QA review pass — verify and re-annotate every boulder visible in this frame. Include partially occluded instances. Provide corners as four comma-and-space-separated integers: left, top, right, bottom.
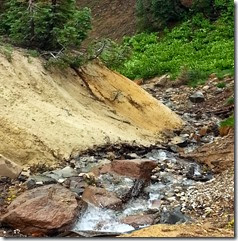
1, 184, 80, 236
121, 214, 155, 228
160, 209, 191, 224
82, 186, 122, 210
43, 166, 78, 181
189, 91, 205, 103
111, 159, 157, 180
0, 155, 22, 179
26, 175, 57, 189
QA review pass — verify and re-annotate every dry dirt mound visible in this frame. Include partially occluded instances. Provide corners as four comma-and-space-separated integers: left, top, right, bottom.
120, 223, 234, 237
0, 51, 182, 166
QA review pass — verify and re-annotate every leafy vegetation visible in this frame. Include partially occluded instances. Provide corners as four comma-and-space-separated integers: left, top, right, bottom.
216, 82, 226, 88
0, 0, 92, 68
220, 114, 234, 128
0, 43, 13, 62
136, 0, 187, 31
102, 1, 234, 86
136, 0, 234, 31
225, 96, 234, 106
88, 39, 131, 70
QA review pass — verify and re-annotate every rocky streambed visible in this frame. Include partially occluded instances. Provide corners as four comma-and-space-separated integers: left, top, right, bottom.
0, 75, 234, 237
0, 143, 216, 237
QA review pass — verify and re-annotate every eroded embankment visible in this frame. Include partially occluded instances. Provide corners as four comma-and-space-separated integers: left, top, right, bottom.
0, 51, 183, 166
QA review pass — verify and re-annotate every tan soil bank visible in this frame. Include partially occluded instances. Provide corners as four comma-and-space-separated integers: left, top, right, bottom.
0, 51, 183, 166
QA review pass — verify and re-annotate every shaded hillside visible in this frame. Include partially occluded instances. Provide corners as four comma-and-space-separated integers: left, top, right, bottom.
78, 0, 137, 45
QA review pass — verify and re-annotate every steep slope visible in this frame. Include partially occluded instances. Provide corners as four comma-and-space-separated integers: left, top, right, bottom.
0, 50, 183, 166
78, 0, 137, 45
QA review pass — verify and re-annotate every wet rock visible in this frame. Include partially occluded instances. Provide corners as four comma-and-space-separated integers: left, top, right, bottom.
121, 214, 155, 228
43, 166, 78, 181
82, 186, 122, 210
26, 175, 57, 189
189, 91, 205, 103
126, 153, 140, 159
186, 164, 213, 182
170, 136, 188, 147
111, 159, 157, 180
0, 184, 79, 236
0, 155, 22, 179
98, 173, 134, 200
68, 177, 88, 196
130, 179, 146, 198
160, 209, 191, 224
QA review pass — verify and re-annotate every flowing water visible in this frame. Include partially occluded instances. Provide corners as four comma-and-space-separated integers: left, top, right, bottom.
72, 148, 210, 235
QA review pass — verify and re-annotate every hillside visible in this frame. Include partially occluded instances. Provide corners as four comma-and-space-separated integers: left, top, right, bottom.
0, 50, 182, 166
78, 0, 137, 44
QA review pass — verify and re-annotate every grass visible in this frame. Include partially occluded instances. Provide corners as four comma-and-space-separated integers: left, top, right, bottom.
103, 12, 234, 87
216, 82, 226, 88
0, 43, 13, 62
220, 114, 234, 128
226, 96, 234, 106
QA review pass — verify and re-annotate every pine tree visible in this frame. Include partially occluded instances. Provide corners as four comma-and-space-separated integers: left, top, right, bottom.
0, 0, 91, 51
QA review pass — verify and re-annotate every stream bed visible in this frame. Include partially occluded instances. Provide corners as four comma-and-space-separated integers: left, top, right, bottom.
69, 147, 213, 236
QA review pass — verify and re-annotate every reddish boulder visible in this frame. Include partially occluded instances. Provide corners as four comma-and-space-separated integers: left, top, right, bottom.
121, 214, 155, 228
0, 155, 22, 179
0, 184, 80, 236
82, 186, 122, 210
111, 159, 157, 180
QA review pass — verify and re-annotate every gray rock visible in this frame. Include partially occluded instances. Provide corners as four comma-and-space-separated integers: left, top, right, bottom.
26, 175, 57, 189
160, 209, 191, 224
189, 91, 205, 103
43, 166, 78, 181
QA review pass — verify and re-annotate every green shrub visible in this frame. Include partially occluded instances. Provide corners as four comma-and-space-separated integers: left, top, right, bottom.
0, 0, 91, 51
0, 43, 13, 62
111, 6, 234, 86
216, 82, 226, 88
136, 0, 234, 31
89, 39, 131, 70
226, 96, 234, 106
220, 114, 234, 128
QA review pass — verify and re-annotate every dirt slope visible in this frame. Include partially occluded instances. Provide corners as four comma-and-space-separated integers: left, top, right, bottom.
78, 0, 136, 45
0, 51, 183, 166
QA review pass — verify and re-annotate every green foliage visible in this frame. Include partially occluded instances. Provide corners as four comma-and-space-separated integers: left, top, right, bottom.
216, 82, 226, 88
225, 96, 234, 106
136, 0, 234, 31
136, 0, 187, 31
27, 49, 40, 58
226, 219, 234, 229
44, 50, 84, 70
112, 7, 234, 86
220, 114, 234, 128
0, 0, 91, 51
0, 43, 13, 62
88, 39, 131, 70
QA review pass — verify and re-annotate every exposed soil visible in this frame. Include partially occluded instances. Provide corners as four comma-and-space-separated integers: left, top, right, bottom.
78, 0, 137, 46
120, 223, 234, 237
0, 51, 182, 167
